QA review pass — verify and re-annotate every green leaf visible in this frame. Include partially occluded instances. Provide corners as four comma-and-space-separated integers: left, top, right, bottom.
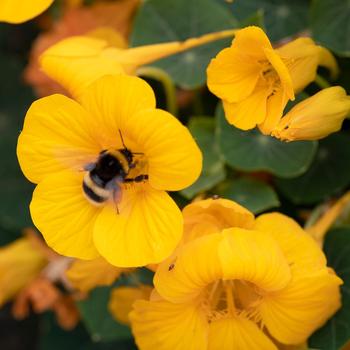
39, 313, 91, 350
217, 177, 279, 214
77, 286, 132, 343
309, 228, 350, 350
276, 133, 350, 204
131, 0, 238, 89
311, 0, 350, 56
0, 54, 35, 231
218, 0, 309, 41
216, 104, 317, 178
181, 117, 226, 199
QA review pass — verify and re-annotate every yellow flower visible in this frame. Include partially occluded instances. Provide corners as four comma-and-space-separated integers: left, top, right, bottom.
0, 0, 54, 24
66, 257, 127, 293
39, 29, 236, 99
130, 199, 342, 349
207, 26, 337, 134
109, 285, 152, 325
272, 87, 350, 141
0, 238, 47, 306
17, 74, 202, 267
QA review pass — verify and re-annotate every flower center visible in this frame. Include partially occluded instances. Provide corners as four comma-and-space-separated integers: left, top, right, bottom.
202, 279, 263, 323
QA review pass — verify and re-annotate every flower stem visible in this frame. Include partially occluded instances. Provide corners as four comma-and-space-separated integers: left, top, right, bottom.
315, 74, 331, 89
136, 66, 178, 116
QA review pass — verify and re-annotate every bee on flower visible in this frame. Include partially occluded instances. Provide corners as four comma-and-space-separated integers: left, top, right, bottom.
130, 198, 342, 350
17, 74, 202, 267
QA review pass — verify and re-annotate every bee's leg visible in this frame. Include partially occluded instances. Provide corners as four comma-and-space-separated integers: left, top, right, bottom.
124, 174, 149, 183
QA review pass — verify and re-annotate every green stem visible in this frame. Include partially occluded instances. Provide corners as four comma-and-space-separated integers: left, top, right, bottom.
315, 74, 331, 89
136, 66, 178, 116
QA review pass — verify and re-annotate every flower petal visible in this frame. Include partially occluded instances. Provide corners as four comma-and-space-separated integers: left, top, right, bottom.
276, 37, 320, 93
263, 48, 294, 101
79, 74, 156, 150
233, 26, 272, 59
208, 316, 277, 350
109, 285, 152, 325
258, 269, 342, 344
219, 228, 291, 291
272, 87, 350, 141
0, 0, 53, 23
40, 36, 125, 100
66, 257, 125, 292
127, 108, 202, 191
254, 214, 343, 344
30, 171, 101, 260
17, 94, 100, 184
223, 86, 269, 130
258, 88, 288, 135
93, 183, 183, 267
207, 47, 261, 103
130, 298, 208, 350
154, 233, 223, 303
254, 213, 327, 275
318, 46, 339, 80
183, 198, 255, 242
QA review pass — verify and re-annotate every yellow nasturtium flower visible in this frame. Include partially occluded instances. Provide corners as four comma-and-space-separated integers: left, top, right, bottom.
272, 87, 350, 141
39, 29, 236, 99
17, 74, 202, 267
207, 26, 338, 135
130, 198, 342, 350
0, 0, 54, 24
109, 285, 152, 325
0, 238, 47, 306
66, 257, 127, 293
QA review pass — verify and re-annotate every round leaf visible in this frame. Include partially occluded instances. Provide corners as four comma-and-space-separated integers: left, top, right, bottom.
276, 133, 350, 204
218, 0, 309, 41
181, 117, 226, 199
131, 0, 237, 88
217, 177, 280, 214
77, 287, 132, 343
311, 0, 350, 56
309, 228, 350, 350
216, 104, 317, 178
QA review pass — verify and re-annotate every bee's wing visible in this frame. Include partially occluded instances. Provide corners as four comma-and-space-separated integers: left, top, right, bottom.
53, 147, 99, 173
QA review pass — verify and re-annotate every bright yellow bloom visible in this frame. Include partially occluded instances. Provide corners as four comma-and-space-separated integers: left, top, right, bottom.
0, 238, 47, 306
0, 0, 54, 24
272, 87, 350, 141
17, 74, 202, 267
39, 29, 236, 99
66, 257, 127, 292
207, 26, 337, 134
109, 285, 152, 325
130, 199, 342, 349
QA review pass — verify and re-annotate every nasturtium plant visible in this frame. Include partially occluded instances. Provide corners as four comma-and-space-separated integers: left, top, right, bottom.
180, 116, 226, 199
216, 104, 318, 178
276, 133, 350, 204
310, 228, 350, 350
311, 0, 350, 56
0, 0, 350, 349
218, 0, 309, 41
131, 0, 237, 88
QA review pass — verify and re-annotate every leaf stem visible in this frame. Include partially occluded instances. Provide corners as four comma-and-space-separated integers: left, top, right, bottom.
315, 74, 331, 89
136, 66, 178, 116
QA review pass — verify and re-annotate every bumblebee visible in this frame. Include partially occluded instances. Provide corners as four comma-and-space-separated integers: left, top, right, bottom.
82, 131, 147, 207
